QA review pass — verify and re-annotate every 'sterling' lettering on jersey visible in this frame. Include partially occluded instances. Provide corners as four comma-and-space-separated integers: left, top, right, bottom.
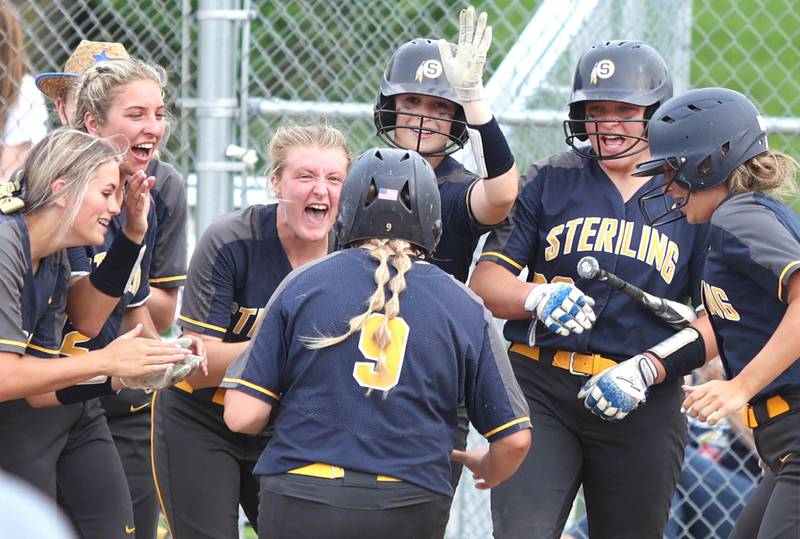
544, 217, 679, 283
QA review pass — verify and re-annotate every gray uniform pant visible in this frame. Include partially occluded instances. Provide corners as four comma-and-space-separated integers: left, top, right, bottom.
730, 409, 800, 539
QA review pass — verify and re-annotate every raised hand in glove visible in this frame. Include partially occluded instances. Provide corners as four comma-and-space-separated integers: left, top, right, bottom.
577, 354, 658, 421
524, 282, 596, 343
437, 6, 492, 102
121, 337, 207, 392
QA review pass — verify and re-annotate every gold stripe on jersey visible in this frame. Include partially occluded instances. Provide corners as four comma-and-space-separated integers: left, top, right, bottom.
222, 377, 281, 401
483, 416, 530, 439
178, 315, 226, 333
481, 251, 524, 271
778, 260, 800, 300
0, 338, 27, 350
26, 342, 61, 355
150, 275, 187, 284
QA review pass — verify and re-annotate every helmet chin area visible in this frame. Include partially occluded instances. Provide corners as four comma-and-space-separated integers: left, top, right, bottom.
563, 119, 650, 161
375, 106, 467, 157
638, 179, 690, 227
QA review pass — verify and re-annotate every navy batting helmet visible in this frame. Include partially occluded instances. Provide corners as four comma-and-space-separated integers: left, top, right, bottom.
636, 87, 769, 226
374, 38, 468, 156
564, 40, 673, 160
335, 148, 442, 255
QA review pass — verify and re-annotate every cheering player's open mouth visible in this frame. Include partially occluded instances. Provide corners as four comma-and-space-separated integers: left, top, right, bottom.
305, 203, 329, 225
130, 142, 155, 163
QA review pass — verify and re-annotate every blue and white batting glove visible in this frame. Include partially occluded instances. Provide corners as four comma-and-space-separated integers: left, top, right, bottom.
524, 283, 596, 340
577, 354, 658, 421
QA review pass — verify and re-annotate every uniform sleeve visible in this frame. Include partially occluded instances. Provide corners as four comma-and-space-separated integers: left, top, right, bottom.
0, 226, 30, 355
219, 290, 287, 405
177, 227, 236, 338
478, 163, 544, 275
27, 255, 69, 358
714, 198, 800, 303
441, 178, 492, 235
687, 223, 710, 308
66, 246, 91, 277
150, 162, 188, 288
465, 311, 531, 442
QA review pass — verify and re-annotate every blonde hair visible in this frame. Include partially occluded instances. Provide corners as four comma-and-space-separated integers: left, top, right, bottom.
303, 239, 414, 371
0, 0, 26, 134
267, 123, 350, 182
727, 150, 798, 200
69, 58, 169, 134
21, 128, 123, 237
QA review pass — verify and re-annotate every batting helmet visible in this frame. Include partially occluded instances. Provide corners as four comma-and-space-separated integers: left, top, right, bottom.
335, 148, 442, 255
374, 38, 468, 156
636, 87, 769, 226
564, 40, 673, 160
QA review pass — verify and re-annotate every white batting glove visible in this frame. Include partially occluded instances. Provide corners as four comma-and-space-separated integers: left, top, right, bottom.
120, 338, 207, 392
577, 354, 658, 421
436, 6, 492, 102
524, 282, 596, 339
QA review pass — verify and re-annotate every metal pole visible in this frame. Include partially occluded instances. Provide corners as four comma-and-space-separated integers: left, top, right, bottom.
196, 0, 237, 236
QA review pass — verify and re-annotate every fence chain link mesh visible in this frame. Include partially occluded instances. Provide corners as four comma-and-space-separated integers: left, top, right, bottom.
5, 1, 798, 537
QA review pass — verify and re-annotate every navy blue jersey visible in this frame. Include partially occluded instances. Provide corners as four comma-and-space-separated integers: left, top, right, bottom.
147, 158, 188, 289
480, 151, 708, 357
702, 192, 800, 399
431, 156, 493, 282
0, 214, 69, 358
221, 248, 530, 497
61, 204, 157, 354
178, 204, 292, 401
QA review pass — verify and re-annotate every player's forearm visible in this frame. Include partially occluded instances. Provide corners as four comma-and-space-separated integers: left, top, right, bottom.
146, 287, 179, 333
182, 333, 249, 388
470, 164, 519, 225
223, 389, 272, 434
480, 429, 531, 486
123, 305, 159, 340
66, 275, 121, 337
469, 261, 533, 319
0, 353, 107, 402
462, 100, 492, 126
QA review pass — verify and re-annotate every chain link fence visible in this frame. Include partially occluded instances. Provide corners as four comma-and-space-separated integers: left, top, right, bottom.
5, 0, 798, 537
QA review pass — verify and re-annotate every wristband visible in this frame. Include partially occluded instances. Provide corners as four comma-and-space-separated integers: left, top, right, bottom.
89, 232, 145, 297
466, 116, 515, 179
647, 327, 706, 381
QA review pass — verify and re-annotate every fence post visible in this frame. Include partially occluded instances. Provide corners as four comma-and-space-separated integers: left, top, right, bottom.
195, 0, 238, 236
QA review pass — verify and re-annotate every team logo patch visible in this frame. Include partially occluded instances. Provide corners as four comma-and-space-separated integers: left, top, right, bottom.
590, 59, 615, 85
415, 59, 443, 82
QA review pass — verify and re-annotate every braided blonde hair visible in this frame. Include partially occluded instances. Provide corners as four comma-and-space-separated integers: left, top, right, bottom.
303, 239, 414, 359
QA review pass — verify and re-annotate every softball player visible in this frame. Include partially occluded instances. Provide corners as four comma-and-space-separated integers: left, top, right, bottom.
470, 41, 711, 538
221, 147, 531, 539
152, 124, 349, 538
374, 7, 518, 507
631, 87, 800, 539
0, 128, 187, 539
36, 39, 189, 335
